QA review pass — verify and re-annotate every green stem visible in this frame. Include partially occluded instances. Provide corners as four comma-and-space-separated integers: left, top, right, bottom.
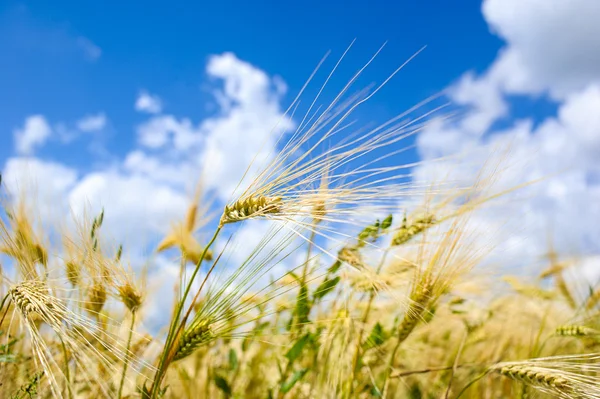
118, 310, 137, 399
455, 370, 490, 399
292, 228, 317, 337
149, 227, 221, 398
381, 333, 402, 397
302, 229, 317, 281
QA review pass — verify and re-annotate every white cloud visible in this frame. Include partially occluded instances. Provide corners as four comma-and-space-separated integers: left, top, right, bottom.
123, 150, 194, 186
198, 52, 294, 199
13, 115, 52, 155
67, 170, 188, 250
415, 0, 600, 279
76, 112, 107, 132
136, 115, 200, 150
131, 52, 293, 201
482, 0, 600, 99
4, 52, 295, 278
2, 157, 78, 224
135, 91, 163, 114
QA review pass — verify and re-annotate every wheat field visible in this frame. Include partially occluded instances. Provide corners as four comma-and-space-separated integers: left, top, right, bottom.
1, 47, 599, 399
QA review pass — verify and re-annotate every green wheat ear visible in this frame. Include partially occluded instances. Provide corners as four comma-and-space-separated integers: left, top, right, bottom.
173, 321, 214, 361
555, 325, 599, 337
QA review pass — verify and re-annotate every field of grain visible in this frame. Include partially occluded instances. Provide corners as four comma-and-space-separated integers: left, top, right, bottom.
1, 47, 600, 399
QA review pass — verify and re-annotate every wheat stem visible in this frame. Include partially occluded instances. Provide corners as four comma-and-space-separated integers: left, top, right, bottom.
118, 310, 136, 399
149, 227, 221, 398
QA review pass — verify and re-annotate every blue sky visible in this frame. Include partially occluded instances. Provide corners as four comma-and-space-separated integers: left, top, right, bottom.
0, 1, 501, 165
2, 0, 600, 324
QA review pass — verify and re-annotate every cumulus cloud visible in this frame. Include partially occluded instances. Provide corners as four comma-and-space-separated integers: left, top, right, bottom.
482, 0, 600, 99
414, 0, 600, 279
3, 52, 294, 273
68, 170, 188, 249
1, 52, 306, 330
76, 112, 107, 132
198, 52, 293, 199
2, 157, 78, 226
135, 91, 163, 114
2, 157, 78, 199
13, 115, 52, 155
132, 52, 293, 200
417, 86, 600, 271
137, 115, 200, 150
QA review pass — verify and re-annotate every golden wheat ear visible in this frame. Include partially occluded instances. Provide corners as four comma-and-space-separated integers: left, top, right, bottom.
7, 278, 152, 398
490, 354, 600, 399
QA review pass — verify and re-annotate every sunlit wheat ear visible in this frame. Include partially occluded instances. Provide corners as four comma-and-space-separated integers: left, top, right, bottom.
490, 354, 600, 399
0, 201, 48, 278
337, 246, 365, 270
391, 213, 436, 246
7, 279, 146, 398
555, 325, 600, 337
65, 260, 81, 287
173, 320, 215, 361
309, 170, 329, 224
219, 195, 283, 226
157, 187, 214, 263
396, 283, 433, 343
342, 268, 394, 293
118, 282, 143, 312
586, 289, 600, 310
9, 280, 65, 321
493, 364, 572, 395
62, 236, 83, 288
217, 47, 448, 248
85, 281, 107, 315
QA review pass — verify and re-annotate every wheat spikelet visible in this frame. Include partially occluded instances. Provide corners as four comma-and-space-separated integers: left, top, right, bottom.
173, 321, 214, 361
391, 214, 436, 246
343, 268, 393, 293
555, 325, 599, 337
539, 261, 570, 279
494, 364, 571, 391
157, 188, 214, 263
65, 260, 81, 287
6, 278, 151, 398
0, 202, 48, 277
219, 195, 283, 226
490, 354, 600, 399
337, 246, 364, 270
396, 285, 432, 343
131, 333, 153, 357
555, 274, 576, 309
9, 280, 64, 321
309, 171, 329, 224
586, 289, 600, 310
118, 282, 143, 312
85, 281, 107, 315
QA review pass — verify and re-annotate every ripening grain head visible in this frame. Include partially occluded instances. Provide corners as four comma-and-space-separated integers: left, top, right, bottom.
5, 277, 150, 398
491, 353, 600, 399
217, 45, 449, 253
